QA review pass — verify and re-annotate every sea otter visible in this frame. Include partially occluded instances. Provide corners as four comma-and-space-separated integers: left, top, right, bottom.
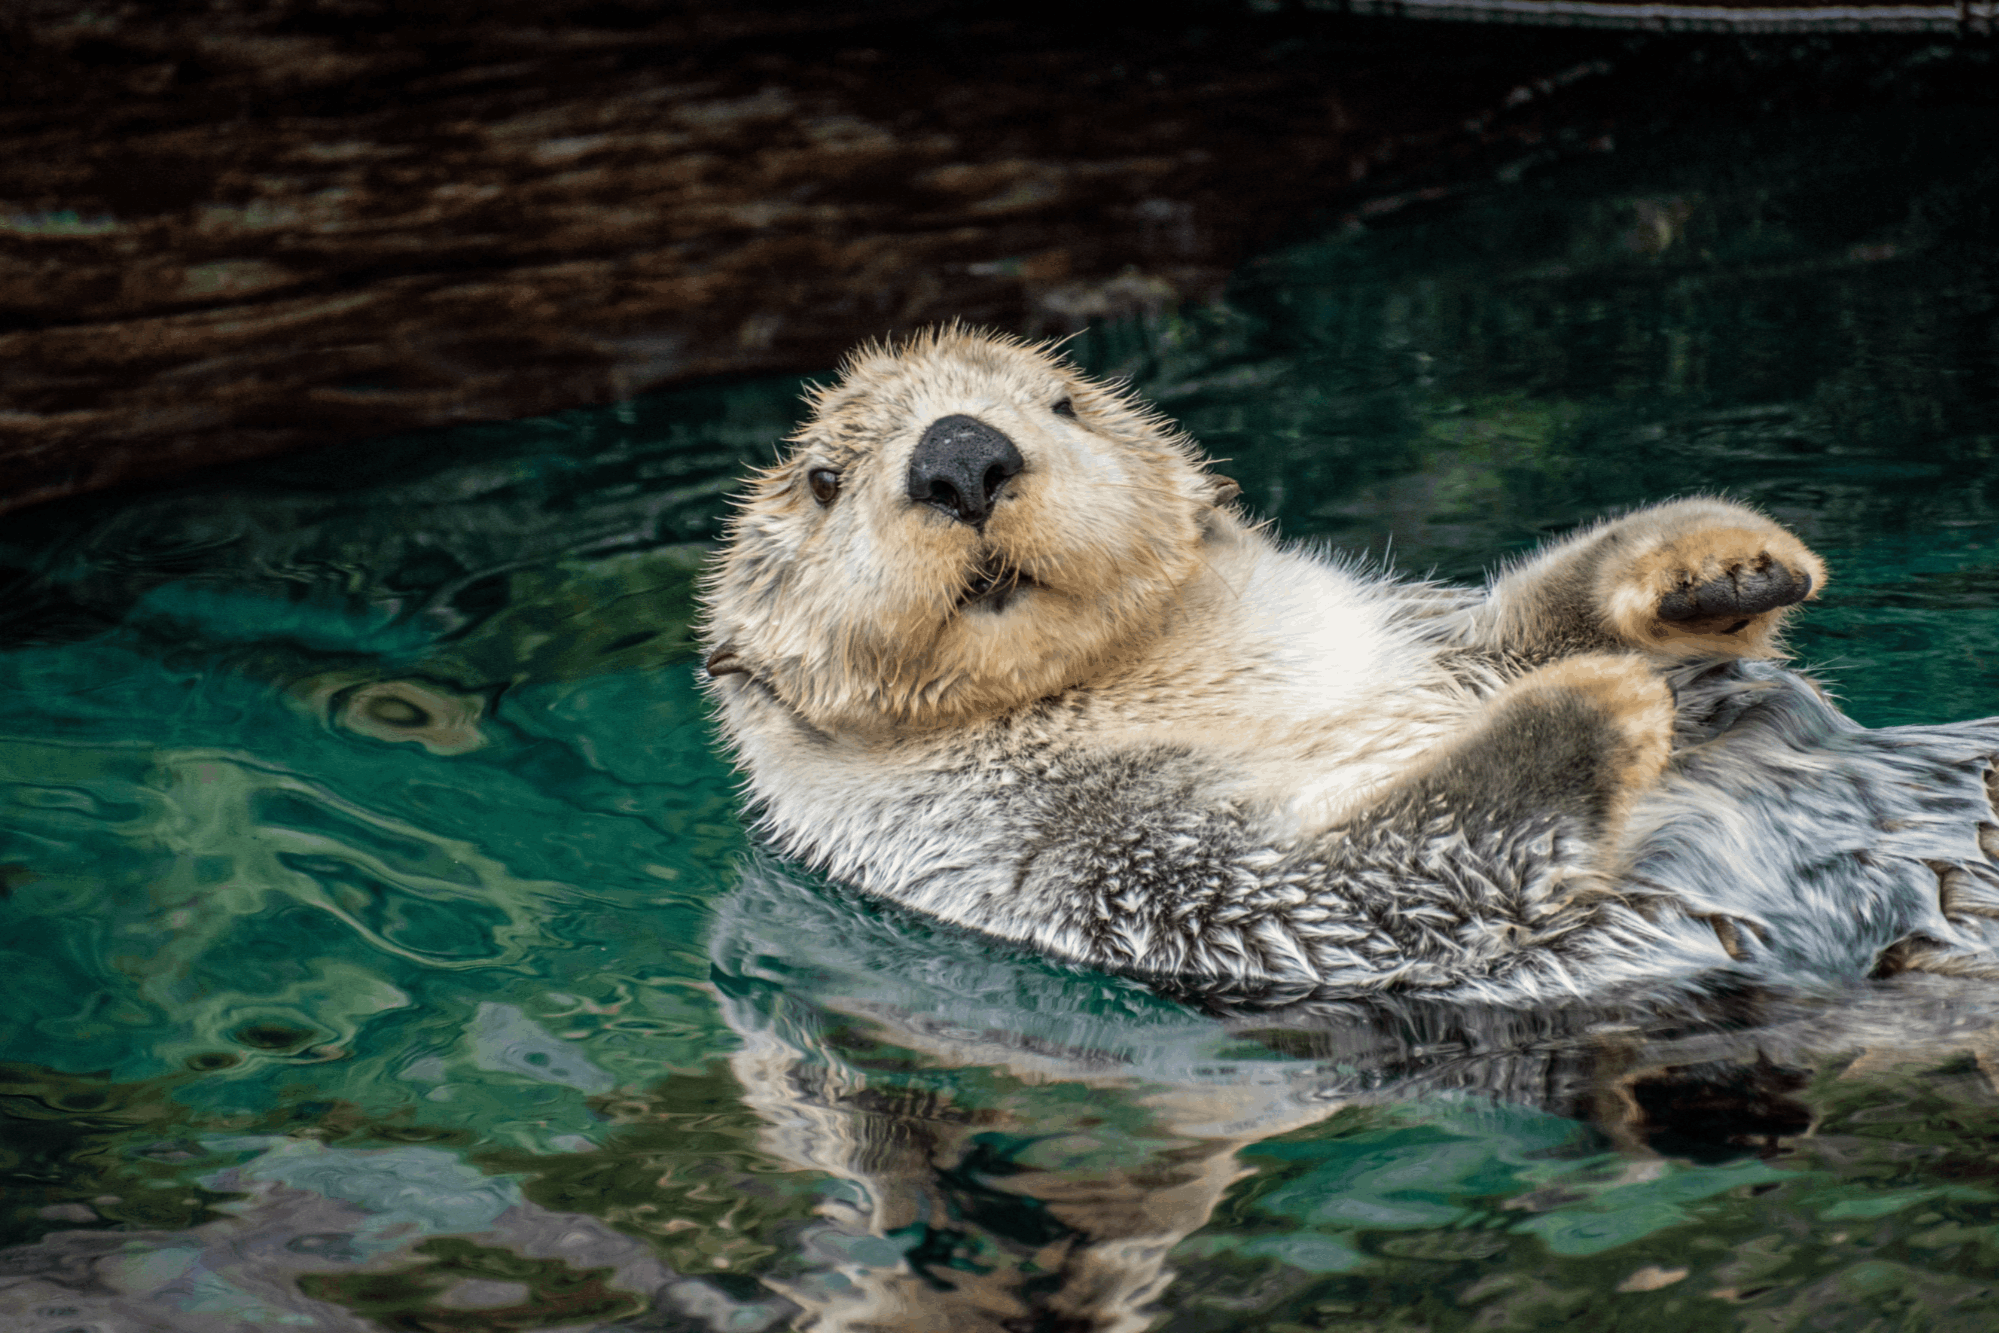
702, 326, 1999, 1002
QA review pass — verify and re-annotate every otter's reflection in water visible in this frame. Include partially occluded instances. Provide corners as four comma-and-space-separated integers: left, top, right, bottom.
710, 859, 1999, 1332
715, 860, 1347, 1333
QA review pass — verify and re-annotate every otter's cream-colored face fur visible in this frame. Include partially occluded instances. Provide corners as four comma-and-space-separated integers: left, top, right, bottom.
704, 327, 1234, 732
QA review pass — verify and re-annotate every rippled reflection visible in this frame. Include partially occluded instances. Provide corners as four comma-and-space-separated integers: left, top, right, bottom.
3, 104, 1999, 1331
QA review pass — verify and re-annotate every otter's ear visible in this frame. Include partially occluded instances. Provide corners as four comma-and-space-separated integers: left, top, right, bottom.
1203, 474, 1243, 507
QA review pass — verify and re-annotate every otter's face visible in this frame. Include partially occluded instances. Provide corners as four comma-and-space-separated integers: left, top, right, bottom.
703, 328, 1236, 732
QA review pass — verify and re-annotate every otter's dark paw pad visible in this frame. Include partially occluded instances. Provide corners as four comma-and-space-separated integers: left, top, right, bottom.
1656, 557, 1814, 628
1605, 512, 1826, 653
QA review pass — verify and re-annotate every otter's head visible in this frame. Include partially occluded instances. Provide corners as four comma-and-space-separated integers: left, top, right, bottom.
702, 327, 1239, 732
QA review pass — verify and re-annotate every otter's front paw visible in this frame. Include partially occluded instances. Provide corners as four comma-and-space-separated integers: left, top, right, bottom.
1604, 511, 1825, 656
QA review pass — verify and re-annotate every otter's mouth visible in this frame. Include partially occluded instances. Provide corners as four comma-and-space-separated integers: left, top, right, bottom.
957, 555, 1038, 612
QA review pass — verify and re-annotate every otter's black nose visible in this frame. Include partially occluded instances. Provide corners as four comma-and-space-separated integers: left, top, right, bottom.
907, 415, 1024, 526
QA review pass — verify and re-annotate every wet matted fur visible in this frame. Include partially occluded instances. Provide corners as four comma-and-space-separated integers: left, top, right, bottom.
702, 326, 1999, 1003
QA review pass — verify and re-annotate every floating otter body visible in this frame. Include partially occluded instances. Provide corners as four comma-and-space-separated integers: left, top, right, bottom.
702, 327, 1999, 1002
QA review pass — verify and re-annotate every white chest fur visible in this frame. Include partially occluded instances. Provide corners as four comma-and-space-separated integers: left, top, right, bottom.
1074, 543, 1473, 839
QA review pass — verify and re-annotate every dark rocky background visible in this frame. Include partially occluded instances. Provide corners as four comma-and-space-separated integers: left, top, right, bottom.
3, 0, 1994, 514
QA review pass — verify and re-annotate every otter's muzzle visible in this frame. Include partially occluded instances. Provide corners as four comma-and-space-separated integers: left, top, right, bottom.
907, 414, 1024, 527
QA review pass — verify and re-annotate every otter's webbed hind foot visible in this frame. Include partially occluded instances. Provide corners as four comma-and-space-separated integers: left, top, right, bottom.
1632, 666, 1999, 984
1870, 771, 1999, 980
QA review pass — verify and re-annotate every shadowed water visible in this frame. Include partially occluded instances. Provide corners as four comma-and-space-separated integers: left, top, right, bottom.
3, 105, 1999, 1332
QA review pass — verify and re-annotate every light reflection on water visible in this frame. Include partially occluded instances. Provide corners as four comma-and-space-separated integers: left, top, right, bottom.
3, 107, 1999, 1331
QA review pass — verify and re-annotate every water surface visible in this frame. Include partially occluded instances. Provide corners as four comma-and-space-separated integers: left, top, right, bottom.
4, 105, 1999, 1332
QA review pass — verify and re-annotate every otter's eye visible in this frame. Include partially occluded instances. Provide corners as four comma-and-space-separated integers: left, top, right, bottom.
1051, 397, 1076, 418
807, 469, 841, 504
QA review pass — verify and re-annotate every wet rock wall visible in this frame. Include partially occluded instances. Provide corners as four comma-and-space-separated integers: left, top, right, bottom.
2, 0, 1992, 511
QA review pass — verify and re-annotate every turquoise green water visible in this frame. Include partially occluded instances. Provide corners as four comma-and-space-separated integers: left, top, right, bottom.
4, 107, 1999, 1331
